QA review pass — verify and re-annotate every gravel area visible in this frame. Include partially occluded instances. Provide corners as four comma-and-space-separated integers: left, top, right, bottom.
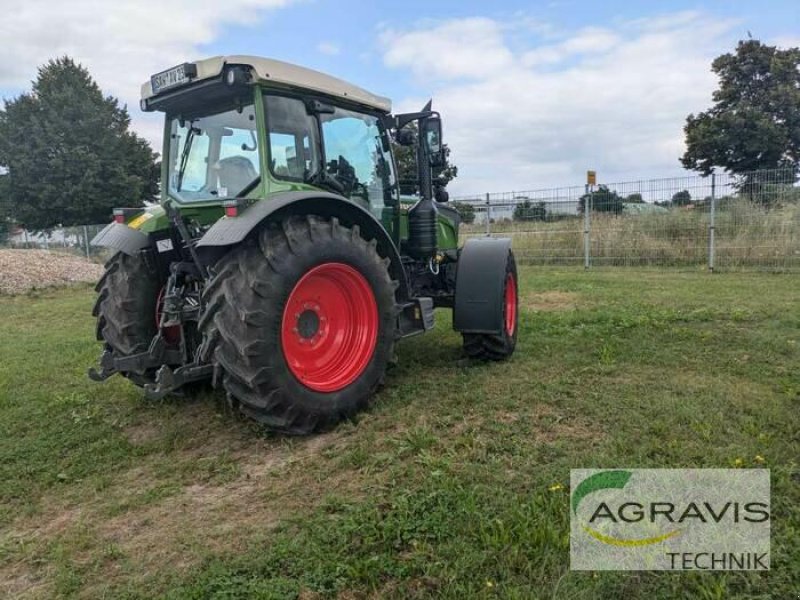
0, 249, 104, 294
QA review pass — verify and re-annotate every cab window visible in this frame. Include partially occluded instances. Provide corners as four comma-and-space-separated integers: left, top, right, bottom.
320, 108, 396, 215
265, 95, 318, 181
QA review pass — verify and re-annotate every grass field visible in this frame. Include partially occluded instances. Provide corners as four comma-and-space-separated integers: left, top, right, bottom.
0, 268, 798, 599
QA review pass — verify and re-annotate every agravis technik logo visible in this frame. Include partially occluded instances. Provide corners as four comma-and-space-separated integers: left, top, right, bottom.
570, 469, 770, 570
572, 470, 681, 547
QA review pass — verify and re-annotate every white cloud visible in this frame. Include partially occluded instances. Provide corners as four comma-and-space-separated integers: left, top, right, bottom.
0, 0, 295, 152
380, 17, 514, 81
380, 12, 746, 195
773, 36, 800, 49
317, 41, 341, 56
522, 27, 620, 66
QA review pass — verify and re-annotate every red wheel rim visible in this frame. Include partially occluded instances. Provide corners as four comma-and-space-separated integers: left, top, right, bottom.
281, 263, 378, 393
504, 272, 517, 336
156, 286, 181, 347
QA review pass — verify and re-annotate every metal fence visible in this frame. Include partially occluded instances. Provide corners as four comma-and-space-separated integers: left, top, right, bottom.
2, 168, 798, 271
1, 223, 107, 259
453, 168, 800, 271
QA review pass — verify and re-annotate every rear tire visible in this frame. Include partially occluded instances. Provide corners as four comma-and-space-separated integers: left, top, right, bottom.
92, 252, 160, 386
462, 250, 518, 360
199, 215, 398, 434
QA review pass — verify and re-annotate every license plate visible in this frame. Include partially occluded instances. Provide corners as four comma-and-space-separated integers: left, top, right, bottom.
151, 64, 190, 93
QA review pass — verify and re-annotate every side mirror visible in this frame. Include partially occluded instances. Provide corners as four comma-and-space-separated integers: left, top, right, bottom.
423, 117, 442, 155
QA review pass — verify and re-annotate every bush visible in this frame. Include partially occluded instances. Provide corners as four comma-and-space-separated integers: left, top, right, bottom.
671, 190, 692, 206
451, 201, 476, 224
513, 200, 547, 221
579, 186, 624, 214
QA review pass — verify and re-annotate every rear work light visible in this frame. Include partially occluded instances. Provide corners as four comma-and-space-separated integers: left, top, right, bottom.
223, 199, 250, 218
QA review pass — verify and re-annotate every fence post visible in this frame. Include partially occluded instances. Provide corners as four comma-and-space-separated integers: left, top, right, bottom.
708, 172, 716, 273
583, 184, 591, 269
83, 225, 90, 259
485, 192, 491, 236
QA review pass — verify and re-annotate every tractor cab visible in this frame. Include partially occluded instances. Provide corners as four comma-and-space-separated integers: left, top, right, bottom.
140, 57, 443, 245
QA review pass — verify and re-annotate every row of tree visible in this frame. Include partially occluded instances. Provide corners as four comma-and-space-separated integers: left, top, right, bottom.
448, 188, 696, 225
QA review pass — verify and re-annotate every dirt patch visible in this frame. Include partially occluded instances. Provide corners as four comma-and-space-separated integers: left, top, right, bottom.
522, 290, 580, 312
0, 425, 354, 598
534, 415, 597, 443
0, 569, 50, 600
123, 422, 162, 446
0, 249, 103, 295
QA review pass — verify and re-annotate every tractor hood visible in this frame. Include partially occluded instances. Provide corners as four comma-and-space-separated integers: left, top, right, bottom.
140, 55, 391, 113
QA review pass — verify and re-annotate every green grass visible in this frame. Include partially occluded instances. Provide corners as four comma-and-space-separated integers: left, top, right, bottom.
0, 270, 798, 599
463, 200, 800, 270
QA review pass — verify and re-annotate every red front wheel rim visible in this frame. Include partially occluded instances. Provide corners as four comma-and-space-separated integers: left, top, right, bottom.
504, 272, 517, 336
281, 263, 379, 393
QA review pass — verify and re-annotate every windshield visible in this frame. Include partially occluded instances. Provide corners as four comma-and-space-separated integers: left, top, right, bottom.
264, 94, 397, 217
167, 103, 260, 202
320, 107, 397, 212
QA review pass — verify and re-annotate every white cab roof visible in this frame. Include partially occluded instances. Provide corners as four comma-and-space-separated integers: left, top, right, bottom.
141, 55, 391, 113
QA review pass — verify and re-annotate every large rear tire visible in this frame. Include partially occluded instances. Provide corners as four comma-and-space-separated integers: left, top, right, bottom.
199, 215, 398, 434
92, 252, 160, 386
462, 250, 518, 360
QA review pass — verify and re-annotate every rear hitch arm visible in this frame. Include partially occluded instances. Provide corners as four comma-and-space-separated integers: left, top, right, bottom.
87, 349, 117, 381
143, 363, 214, 400
87, 336, 184, 381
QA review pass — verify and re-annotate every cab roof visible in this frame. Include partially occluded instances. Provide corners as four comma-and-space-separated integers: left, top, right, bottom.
141, 55, 392, 113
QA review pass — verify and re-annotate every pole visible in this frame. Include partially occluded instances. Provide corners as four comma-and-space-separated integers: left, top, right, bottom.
584, 184, 591, 269
485, 192, 491, 236
83, 225, 90, 259
708, 172, 716, 273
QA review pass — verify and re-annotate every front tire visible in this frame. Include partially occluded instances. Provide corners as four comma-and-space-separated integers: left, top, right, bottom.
199, 216, 398, 434
462, 250, 518, 360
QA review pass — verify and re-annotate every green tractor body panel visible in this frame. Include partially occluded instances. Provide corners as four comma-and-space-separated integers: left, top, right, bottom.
398, 196, 458, 250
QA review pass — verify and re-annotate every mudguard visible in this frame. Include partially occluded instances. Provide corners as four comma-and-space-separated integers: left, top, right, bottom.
453, 237, 513, 334
90, 222, 150, 256
196, 191, 409, 298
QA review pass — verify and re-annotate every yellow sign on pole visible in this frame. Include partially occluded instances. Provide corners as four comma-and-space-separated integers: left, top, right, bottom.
587, 170, 597, 186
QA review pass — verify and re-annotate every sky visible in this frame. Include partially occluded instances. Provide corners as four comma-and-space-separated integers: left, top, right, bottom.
0, 0, 797, 195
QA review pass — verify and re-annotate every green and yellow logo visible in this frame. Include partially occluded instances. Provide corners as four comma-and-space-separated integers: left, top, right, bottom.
571, 470, 681, 547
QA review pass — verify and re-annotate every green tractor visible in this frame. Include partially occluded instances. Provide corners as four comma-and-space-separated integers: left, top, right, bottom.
89, 56, 518, 434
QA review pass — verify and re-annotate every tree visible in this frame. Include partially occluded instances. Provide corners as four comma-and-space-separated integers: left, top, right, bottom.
451, 201, 476, 224
0, 57, 159, 230
393, 122, 458, 195
625, 193, 644, 203
681, 40, 800, 177
671, 190, 692, 206
0, 172, 9, 244
513, 199, 547, 221
579, 185, 624, 214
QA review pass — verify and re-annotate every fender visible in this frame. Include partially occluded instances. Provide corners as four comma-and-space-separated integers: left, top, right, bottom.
90, 222, 150, 256
453, 237, 513, 334
196, 191, 409, 298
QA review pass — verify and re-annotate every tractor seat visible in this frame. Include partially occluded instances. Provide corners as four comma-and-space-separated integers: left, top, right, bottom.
216, 156, 258, 196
